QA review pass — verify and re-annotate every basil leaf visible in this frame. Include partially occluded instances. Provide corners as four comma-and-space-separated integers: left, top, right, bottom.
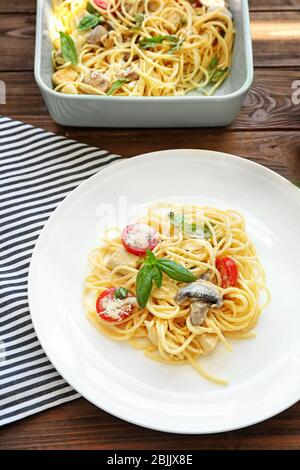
209, 67, 228, 84
106, 78, 129, 95
139, 35, 179, 50
139, 35, 165, 49
208, 56, 218, 70
78, 14, 100, 31
136, 265, 154, 308
129, 13, 144, 31
114, 287, 128, 299
135, 13, 144, 27
156, 259, 196, 283
152, 265, 162, 288
59, 32, 78, 65
87, 2, 99, 14
145, 249, 157, 265
167, 35, 179, 42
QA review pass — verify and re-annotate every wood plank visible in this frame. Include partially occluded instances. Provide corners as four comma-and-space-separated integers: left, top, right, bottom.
250, 0, 300, 10
1, 112, 299, 181
0, 1, 35, 14
0, 14, 35, 71
0, 12, 300, 70
236, 68, 300, 129
1, 0, 300, 14
1, 398, 299, 450
1, 69, 300, 130
251, 12, 300, 66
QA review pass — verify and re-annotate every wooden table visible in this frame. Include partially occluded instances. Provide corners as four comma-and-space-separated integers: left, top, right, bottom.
1, 0, 300, 450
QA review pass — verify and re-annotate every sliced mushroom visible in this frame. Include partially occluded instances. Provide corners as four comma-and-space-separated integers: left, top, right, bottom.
121, 69, 139, 82
83, 71, 110, 92
175, 280, 222, 326
86, 25, 108, 45
190, 301, 209, 326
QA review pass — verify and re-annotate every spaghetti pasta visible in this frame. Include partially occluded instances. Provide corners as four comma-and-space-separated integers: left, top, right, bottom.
52, 0, 234, 96
83, 203, 270, 384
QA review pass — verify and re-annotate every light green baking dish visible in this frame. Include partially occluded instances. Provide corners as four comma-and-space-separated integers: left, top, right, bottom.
34, 0, 253, 127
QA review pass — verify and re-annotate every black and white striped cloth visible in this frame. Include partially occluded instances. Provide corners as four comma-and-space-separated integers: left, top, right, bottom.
0, 116, 122, 425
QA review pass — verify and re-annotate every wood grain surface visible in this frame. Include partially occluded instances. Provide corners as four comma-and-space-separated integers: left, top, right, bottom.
0, 0, 299, 450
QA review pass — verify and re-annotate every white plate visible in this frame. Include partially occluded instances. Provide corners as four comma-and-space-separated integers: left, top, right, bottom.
28, 149, 300, 434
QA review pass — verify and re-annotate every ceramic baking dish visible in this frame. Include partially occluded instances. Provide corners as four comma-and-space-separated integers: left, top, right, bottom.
34, 0, 253, 127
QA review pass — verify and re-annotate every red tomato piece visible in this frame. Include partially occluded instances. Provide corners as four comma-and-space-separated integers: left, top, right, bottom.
94, 0, 108, 9
216, 257, 238, 289
96, 288, 136, 322
121, 224, 159, 257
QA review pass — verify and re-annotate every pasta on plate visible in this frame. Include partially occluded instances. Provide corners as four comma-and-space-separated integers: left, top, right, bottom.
83, 203, 270, 384
52, 0, 234, 96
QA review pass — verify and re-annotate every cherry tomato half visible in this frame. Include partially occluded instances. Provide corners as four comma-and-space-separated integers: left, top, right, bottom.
96, 288, 136, 322
121, 224, 159, 257
94, 0, 108, 8
216, 257, 238, 289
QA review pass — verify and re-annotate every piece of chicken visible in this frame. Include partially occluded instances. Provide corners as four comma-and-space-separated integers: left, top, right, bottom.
60, 83, 78, 94
106, 247, 139, 270
52, 67, 79, 86
199, 334, 218, 354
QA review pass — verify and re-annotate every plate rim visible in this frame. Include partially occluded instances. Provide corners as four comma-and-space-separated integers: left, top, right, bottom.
28, 149, 300, 434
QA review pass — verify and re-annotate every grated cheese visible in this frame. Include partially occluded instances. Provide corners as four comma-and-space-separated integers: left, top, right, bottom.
126, 224, 155, 250
101, 295, 137, 320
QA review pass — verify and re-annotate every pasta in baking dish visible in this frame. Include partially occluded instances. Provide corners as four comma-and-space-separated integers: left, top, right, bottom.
52, 0, 234, 96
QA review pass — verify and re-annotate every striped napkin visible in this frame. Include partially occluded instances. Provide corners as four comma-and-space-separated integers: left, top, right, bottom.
0, 116, 121, 425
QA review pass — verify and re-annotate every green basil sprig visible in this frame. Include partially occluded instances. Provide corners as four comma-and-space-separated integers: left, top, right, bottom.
207, 56, 228, 84
106, 78, 130, 95
169, 211, 212, 239
209, 67, 228, 83
59, 31, 78, 65
139, 35, 180, 51
78, 14, 102, 31
87, 2, 98, 14
136, 250, 195, 308
156, 259, 196, 282
114, 287, 128, 299
208, 56, 218, 70
129, 13, 144, 31
136, 265, 155, 308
